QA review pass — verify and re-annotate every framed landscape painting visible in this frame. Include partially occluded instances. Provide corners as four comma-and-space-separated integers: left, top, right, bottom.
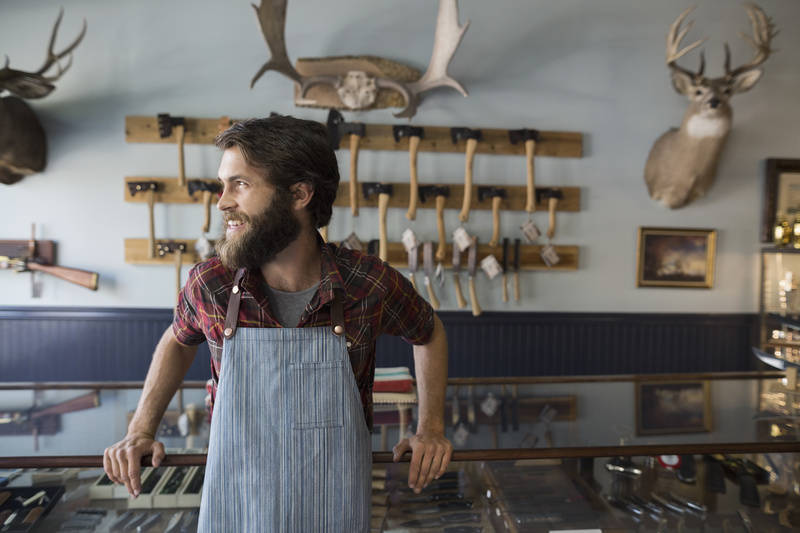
636, 227, 716, 288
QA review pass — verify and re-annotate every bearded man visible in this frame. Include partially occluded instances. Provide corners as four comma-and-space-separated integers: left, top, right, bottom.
103, 116, 451, 532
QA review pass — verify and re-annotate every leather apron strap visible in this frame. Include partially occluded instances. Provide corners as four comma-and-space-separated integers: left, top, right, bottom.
223, 268, 345, 339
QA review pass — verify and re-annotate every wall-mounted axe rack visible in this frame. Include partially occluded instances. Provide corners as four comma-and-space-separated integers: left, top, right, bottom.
125, 116, 583, 157
125, 239, 210, 265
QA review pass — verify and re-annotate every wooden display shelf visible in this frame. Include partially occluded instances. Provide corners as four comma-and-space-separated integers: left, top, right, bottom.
124, 177, 579, 213
125, 239, 210, 265
373, 242, 578, 271
125, 238, 577, 271
336, 182, 579, 212
0, 239, 56, 264
125, 116, 582, 158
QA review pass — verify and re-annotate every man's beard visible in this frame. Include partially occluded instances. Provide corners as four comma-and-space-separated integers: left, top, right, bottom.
215, 190, 302, 270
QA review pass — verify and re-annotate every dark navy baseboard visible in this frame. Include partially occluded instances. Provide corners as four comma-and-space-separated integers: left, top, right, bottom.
0, 307, 759, 382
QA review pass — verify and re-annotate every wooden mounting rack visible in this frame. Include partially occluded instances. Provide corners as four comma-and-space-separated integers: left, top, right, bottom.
124, 239, 577, 271
124, 177, 580, 213
125, 116, 583, 158
0, 239, 56, 264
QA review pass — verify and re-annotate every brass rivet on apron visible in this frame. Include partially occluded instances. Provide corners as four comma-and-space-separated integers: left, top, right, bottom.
334, 325, 344, 335
224, 327, 233, 337
346, 342, 352, 348
232, 286, 240, 294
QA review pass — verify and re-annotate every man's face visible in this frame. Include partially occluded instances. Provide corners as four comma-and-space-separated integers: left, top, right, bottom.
214, 147, 301, 269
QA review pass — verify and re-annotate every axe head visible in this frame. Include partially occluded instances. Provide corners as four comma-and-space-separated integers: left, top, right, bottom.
451, 127, 482, 144
393, 125, 424, 143
188, 180, 221, 197
478, 186, 507, 202
157, 114, 185, 138
508, 128, 540, 145
418, 185, 450, 203
536, 188, 564, 203
362, 182, 393, 199
327, 109, 365, 149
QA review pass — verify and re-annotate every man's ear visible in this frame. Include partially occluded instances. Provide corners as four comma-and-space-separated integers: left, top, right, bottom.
291, 181, 315, 210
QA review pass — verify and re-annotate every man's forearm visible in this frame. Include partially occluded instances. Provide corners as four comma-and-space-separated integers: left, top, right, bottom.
413, 314, 448, 434
128, 326, 198, 436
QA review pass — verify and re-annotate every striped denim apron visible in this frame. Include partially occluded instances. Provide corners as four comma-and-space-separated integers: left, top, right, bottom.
198, 270, 371, 532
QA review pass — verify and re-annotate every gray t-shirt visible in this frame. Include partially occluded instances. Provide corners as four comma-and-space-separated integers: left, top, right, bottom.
263, 282, 320, 328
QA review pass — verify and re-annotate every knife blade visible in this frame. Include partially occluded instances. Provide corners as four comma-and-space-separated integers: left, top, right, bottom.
408, 245, 420, 294
501, 238, 510, 302
467, 237, 482, 317
752, 346, 799, 370
513, 238, 521, 301
452, 243, 468, 309
423, 242, 440, 310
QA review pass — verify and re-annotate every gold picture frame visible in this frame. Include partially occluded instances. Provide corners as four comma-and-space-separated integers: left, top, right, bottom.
635, 380, 712, 436
761, 158, 800, 242
636, 227, 716, 288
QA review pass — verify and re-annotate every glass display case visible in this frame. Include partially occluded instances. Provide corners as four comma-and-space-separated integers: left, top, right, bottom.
1, 373, 799, 532
760, 248, 800, 367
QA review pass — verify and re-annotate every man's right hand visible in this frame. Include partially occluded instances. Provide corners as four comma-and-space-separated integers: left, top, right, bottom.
103, 432, 166, 498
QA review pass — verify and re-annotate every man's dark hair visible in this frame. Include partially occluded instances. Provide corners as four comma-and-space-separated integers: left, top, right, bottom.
214, 115, 340, 229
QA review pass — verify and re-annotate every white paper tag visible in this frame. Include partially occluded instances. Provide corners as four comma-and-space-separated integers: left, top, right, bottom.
401, 228, 418, 253
194, 236, 215, 261
480, 254, 503, 279
453, 423, 470, 447
540, 245, 560, 267
342, 232, 364, 251
452, 226, 472, 253
480, 392, 499, 417
520, 219, 541, 243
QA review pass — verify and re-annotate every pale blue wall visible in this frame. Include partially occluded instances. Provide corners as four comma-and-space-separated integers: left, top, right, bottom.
1, 0, 798, 312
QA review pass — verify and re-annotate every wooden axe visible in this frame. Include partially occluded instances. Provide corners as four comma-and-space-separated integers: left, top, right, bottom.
508, 128, 540, 213
128, 181, 158, 258
393, 125, 424, 221
362, 182, 393, 262
451, 127, 482, 223
157, 114, 186, 187
328, 110, 366, 216
538, 188, 563, 239
157, 240, 188, 303
478, 186, 506, 247
418, 185, 450, 262
188, 180, 221, 233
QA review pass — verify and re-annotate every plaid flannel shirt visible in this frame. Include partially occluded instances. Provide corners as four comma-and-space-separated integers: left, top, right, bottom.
173, 238, 435, 430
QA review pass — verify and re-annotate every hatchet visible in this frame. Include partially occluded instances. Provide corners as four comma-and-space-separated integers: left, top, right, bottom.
158, 114, 187, 187
418, 185, 450, 262
542, 189, 563, 239
451, 127, 482, 223
393, 125, 424, 221
508, 128, 540, 214
128, 181, 158, 258
328, 110, 366, 216
187, 180, 222, 234
478, 186, 506, 247
362, 182, 393, 262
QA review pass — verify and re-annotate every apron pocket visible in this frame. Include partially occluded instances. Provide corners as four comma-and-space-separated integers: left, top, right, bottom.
290, 361, 344, 429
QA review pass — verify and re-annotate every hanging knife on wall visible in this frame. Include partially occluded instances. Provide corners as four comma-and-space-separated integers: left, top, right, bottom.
467, 236, 482, 317
451, 242, 468, 309
423, 241, 440, 310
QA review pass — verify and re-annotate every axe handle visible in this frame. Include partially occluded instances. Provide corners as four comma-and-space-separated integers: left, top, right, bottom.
453, 273, 468, 309
502, 273, 509, 303
547, 196, 558, 239
468, 276, 482, 317
406, 136, 421, 221
378, 193, 389, 262
435, 195, 447, 262
459, 138, 478, 223
175, 124, 186, 188
202, 191, 212, 234
489, 196, 502, 247
425, 276, 440, 310
349, 135, 361, 217
525, 139, 536, 213
147, 189, 156, 259
409, 273, 420, 294
175, 248, 183, 304
514, 272, 521, 301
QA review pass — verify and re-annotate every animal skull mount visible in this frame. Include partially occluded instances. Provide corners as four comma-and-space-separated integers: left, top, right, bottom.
644, 2, 777, 209
250, 0, 469, 118
0, 9, 87, 185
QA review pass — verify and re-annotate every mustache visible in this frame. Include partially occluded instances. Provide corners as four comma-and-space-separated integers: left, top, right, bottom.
222, 212, 252, 224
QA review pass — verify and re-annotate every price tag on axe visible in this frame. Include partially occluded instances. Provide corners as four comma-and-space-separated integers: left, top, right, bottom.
401, 228, 418, 253
480, 254, 503, 280
540, 245, 561, 267
452, 226, 472, 253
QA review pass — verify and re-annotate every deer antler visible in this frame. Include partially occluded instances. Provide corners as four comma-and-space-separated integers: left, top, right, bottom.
390, 0, 470, 119
665, 6, 708, 80
250, 0, 339, 99
0, 8, 87, 99
724, 2, 778, 80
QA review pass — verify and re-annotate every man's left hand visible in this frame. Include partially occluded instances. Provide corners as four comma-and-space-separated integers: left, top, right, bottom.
392, 432, 453, 493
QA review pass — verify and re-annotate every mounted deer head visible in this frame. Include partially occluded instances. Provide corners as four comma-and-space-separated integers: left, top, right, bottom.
644, 3, 777, 209
0, 9, 87, 185
249, 0, 469, 119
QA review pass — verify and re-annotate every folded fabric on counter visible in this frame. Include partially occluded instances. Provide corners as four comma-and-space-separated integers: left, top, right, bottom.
374, 366, 414, 392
